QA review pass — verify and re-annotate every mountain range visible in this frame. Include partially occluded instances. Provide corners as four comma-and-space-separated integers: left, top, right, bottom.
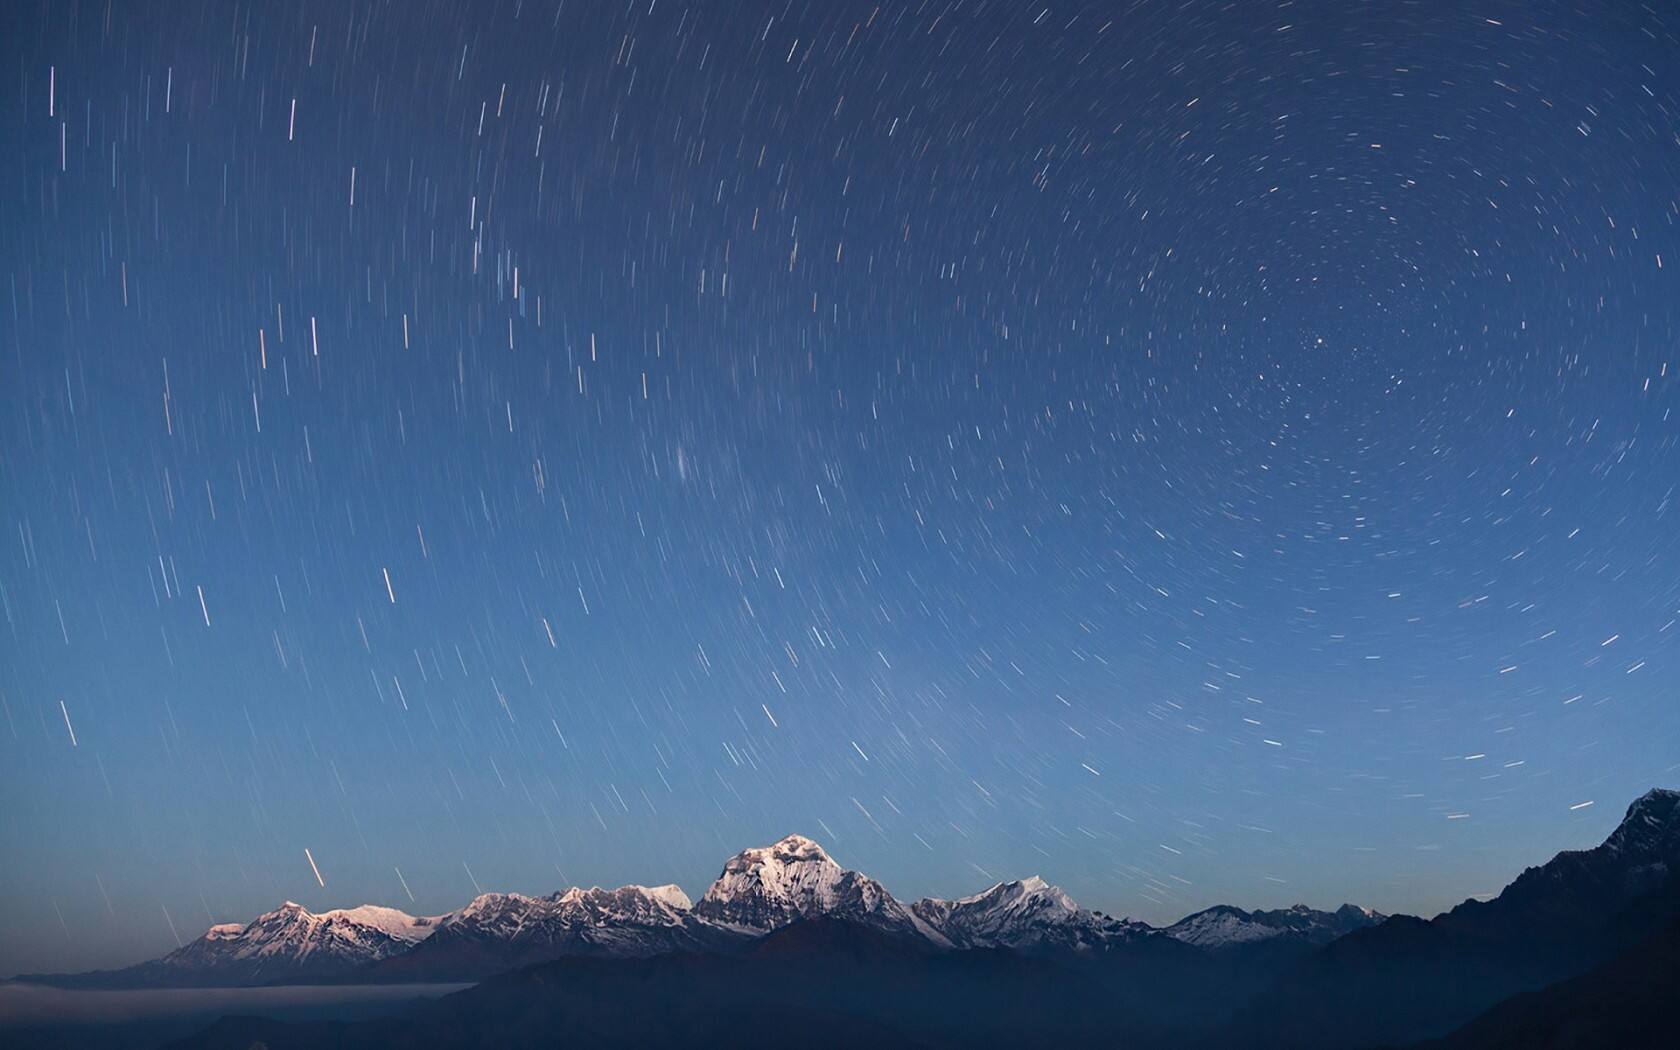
10, 788, 1677, 1049
154, 789, 1678, 1050
15, 903, 443, 988
13, 830, 1379, 987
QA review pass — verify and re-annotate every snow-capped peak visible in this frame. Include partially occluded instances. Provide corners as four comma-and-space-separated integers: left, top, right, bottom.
1163, 905, 1278, 947
696, 835, 853, 925
371, 880, 739, 976
129, 899, 446, 985
546, 884, 694, 922
224, 900, 439, 946
750, 834, 833, 864
774, 833, 827, 849
913, 877, 1150, 953
694, 835, 945, 944
1164, 903, 1385, 949
29, 787, 1675, 990
452, 891, 539, 920
953, 876, 1073, 910
316, 904, 439, 943
640, 884, 694, 910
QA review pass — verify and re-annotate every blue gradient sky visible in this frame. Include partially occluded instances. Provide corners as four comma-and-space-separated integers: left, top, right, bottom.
2, 0, 1677, 974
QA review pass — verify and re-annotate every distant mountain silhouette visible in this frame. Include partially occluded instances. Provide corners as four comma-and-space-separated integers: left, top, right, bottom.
1216, 788, 1680, 1048
1421, 915, 1679, 1050
162, 918, 1230, 1050
1164, 902, 1384, 966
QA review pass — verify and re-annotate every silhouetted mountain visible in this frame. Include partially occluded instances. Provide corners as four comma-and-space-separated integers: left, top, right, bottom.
1220, 787, 1680, 1048
1420, 915, 1680, 1050
161, 918, 1232, 1050
741, 914, 940, 962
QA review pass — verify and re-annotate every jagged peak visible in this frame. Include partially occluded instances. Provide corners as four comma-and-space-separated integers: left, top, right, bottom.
704, 835, 850, 898
455, 891, 539, 917
243, 900, 315, 925
704, 835, 843, 888
1177, 902, 1382, 925
693, 831, 928, 940
759, 833, 831, 858
1622, 787, 1678, 821
551, 884, 693, 910
186, 900, 436, 953
1601, 786, 1679, 855
472, 890, 534, 903
950, 874, 1066, 907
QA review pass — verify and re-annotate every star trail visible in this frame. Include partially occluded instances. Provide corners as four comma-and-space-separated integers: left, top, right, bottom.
2, 0, 1677, 975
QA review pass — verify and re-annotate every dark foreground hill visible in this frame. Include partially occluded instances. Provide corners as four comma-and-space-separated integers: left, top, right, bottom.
1421, 915, 1680, 1050
1211, 788, 1680, 1048
166, 919, 1228, 1050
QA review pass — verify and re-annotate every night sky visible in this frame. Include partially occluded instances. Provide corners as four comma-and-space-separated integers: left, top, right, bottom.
3, 0, 1678, 975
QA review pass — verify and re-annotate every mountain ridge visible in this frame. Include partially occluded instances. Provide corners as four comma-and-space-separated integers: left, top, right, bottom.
1216, 787, 1680, 1048
19, 793, 1673, 989
10, 900, 445, 988
1165, 901, 1384, 953
12, 786, 1677, 1050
